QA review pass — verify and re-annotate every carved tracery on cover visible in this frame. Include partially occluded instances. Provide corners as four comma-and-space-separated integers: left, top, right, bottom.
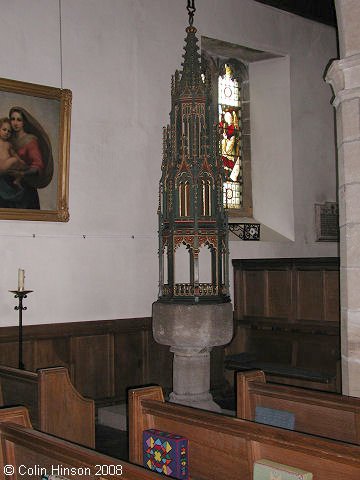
174, 236, 194, 251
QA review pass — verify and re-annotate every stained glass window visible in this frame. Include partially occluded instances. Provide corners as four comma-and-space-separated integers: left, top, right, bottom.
218, 64, 242, 209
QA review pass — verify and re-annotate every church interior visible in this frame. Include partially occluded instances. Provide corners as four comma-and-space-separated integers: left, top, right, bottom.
0, 0, 359, 479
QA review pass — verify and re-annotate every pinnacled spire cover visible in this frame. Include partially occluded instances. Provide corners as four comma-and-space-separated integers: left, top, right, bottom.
179, 26, 203, 91
157, 18, 230, 304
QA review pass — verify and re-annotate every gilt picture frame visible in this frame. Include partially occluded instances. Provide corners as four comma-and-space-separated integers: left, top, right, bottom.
0, 77, 71, 222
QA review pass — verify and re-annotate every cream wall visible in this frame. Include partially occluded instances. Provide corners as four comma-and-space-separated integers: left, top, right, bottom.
0, 0, 338, 325
250, 55, 294, 240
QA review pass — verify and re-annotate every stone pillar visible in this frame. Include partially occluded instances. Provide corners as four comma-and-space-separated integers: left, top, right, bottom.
152, 301, 233, 411
170, 347, 214, 409
326, 0, 360, 396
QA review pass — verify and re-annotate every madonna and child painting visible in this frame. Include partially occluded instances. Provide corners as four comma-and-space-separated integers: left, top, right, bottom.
0, 78, 71, 222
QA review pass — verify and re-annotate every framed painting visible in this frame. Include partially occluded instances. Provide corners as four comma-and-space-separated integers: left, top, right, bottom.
0, 77, 71, 221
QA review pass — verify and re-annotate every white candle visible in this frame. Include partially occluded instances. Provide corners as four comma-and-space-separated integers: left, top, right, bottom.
18, 269, 25, 291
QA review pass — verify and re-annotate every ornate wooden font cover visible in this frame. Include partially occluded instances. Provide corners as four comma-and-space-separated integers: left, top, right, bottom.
157, 20, 230, 304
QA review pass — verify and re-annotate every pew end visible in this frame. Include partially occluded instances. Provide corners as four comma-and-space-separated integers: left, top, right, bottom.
0, 405, 31, 428
0, 406, 164, 480
38, 366, 95, 447
0, 365, 95, 448
129, 386, 165, 464
236, 369, 266, 419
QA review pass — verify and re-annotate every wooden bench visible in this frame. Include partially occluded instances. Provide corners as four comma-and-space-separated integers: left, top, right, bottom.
0, 406, 163, 480
0, 365, 95, 448
129, 385, 360, 480
228, 257, 341, 392
225, 353, 340, 392
236, 369, 360, 444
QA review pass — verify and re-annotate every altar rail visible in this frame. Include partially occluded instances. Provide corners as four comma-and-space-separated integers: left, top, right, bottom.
129, 385, 360, 480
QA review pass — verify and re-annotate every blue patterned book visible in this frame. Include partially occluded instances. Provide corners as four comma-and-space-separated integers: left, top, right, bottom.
143, 429, 189, 479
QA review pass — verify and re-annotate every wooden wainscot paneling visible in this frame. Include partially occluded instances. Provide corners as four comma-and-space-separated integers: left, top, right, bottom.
0, 338, 23, 368
296, 270, 324, 321
0, 318, 169, 406
0, 318, 214, 407
233, 257, 340, 324
71, 334, 114, 400
267, 269, 292, 318
227, 258, 341, 392
115, 330, 146, 397
147, 335, 173, 390
32, 338, 70, 372
243, 269, 265, 317
324, 269, 340, 321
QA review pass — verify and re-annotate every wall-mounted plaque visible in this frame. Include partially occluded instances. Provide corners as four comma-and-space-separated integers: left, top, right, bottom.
315, 202, 339, 242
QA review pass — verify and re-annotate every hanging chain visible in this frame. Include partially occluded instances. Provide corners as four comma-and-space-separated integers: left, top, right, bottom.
187, 0, 196, 26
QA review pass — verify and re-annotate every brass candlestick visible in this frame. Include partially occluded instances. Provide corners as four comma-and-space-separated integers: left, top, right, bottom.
9, 290, 33, 370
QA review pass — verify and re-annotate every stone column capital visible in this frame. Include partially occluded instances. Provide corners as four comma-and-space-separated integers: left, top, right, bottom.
326, 54, 360, 107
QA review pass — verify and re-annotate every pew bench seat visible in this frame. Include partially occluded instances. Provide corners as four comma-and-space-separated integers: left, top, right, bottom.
0, 406, 164, 480
225, 353, 337, 391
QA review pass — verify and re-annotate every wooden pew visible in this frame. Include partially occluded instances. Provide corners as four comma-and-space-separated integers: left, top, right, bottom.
129, 385, 360, 480
0, 406, 163, 480
229, 257, 341, 392
0, 365, 95, 448
236, 369, 360, 444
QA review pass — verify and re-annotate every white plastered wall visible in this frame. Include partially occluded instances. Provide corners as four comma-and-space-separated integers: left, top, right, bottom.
250, 55, 294, 240
0, 0, 338, 325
